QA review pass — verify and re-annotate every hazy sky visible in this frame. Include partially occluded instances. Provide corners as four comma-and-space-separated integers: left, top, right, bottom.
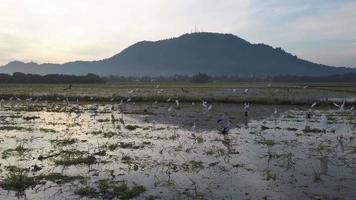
1, 0, 355, 67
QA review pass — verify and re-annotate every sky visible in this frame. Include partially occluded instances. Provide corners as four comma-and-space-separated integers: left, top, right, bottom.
0, 0, 355, 67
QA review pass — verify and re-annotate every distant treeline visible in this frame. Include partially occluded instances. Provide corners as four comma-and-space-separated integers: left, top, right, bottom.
104, 73, 268, 83
272, 73, 356, 83
0, 72, 105, 84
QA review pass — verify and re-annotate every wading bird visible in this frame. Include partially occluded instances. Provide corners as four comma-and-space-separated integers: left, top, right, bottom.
333, 100, 346, 111
63, 84, 72, 91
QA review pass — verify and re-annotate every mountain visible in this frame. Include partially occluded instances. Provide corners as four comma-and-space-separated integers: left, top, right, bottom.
0, 32, 354, 76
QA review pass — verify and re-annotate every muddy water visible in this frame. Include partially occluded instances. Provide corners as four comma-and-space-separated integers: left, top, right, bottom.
0, 102, 355, 199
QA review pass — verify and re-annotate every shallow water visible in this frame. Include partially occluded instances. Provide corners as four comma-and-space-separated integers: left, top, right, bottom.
0, 102, 355, 199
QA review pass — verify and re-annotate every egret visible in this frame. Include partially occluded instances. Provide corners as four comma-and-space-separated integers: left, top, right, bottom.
175, 99, 180, 107
192, 102, 195, 106
63, 84, 72, 91
244, 102, 250, 117
274, 108, 278, 116
168, 105, 173, 112
232, 89, 237, 92
311, 102, 317, 108
207, 104, 213, 111
202, 101, 207, 108
244, 89, 249, 94
191, 122, 196, 131
333, 100, 345, 111
320, 114, 328, 132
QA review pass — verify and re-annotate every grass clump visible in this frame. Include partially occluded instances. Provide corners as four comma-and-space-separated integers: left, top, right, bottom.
2, 145, 28, 159
75, 180, 146, 199
125, 125, 140, 131
189, 160, 204, 170
51, 138, 78, 146
75, 186, 99, 198
54, 150, 96, 166
264, 170, 276, 181
38, 173, 84, 184
0, 168, 36, 193
55, 155, 96, 166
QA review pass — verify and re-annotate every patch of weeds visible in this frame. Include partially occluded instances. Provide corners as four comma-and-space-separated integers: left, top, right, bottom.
75, 186, 99, 198
0, 167, 36, 193
261, 125, 271, 130
264, 170, 276, 181
287, 127, 298, 131
108, 144, 119, 151
39, 128, 57, 133
259, 140, 275, 147
55, 155, 96, 166
2, 145, 28, 159
189, 160, 204, 170
0, 126, 32, 131
38, 173, 84, 184
125, 125, 140, 131
22, 116, 40, 121
76, 180, 146, 199
121, 155, 132, 164
103, 131, 117, 138
51, 138, 78, 146
196, 136, 204, 144
55, 150, 96, 166
303, 128, 323, 134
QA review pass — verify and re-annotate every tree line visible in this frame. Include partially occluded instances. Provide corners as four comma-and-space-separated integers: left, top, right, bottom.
272, 73, 356, 83
0, 72, 106, 84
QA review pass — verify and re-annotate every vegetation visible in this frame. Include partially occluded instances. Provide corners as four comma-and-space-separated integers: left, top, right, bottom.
0, 72, 105, 84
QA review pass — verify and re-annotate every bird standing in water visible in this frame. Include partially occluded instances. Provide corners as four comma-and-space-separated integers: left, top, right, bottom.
63, 84, 72, 91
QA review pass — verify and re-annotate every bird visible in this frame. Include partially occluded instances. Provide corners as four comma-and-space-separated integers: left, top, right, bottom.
175, 100, 180, 107
333, 100, 346, 111
274, 108, 278, 116
311, 102, 317, 108
167, 98, 171, 102
232, 89, 237, 93
168, 105, 173, 112
191, 102, 195, 106
320, 114, 328, 131
244, 102, 250, 117
63, 84, 72, 91
350, 105, 354, 111
181, 88, 189, 93
207, 104, 213, 111
128, 89, 134, 94
202, 101, 208, 108
217, 118, 233, 135
244, 89, 249, 94
191, 122, 196, 131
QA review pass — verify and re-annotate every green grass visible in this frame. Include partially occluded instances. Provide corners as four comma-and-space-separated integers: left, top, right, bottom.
0, 82, 354, 105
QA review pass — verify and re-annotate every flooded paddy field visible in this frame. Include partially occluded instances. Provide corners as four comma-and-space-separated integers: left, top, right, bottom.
0, 99, 355, 200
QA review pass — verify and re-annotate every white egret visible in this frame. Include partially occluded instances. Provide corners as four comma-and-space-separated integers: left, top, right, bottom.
207, 104, 213, 111
311, 102, 317, 108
